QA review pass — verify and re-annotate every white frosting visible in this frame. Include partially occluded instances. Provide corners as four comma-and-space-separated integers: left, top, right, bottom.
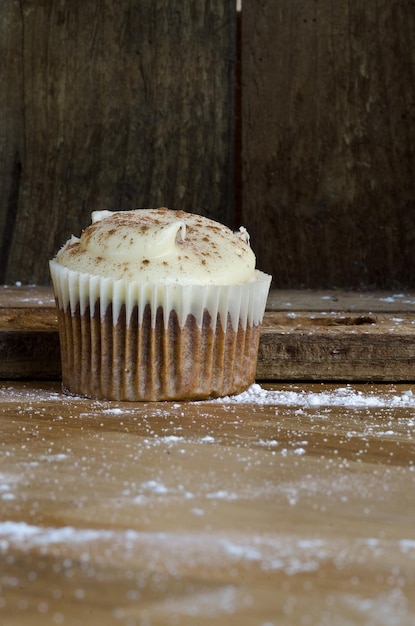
54, 208, 256, 286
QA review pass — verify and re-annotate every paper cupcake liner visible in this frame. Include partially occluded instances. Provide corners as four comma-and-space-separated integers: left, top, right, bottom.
49, 261, 271, 332
49, 261, 271, 401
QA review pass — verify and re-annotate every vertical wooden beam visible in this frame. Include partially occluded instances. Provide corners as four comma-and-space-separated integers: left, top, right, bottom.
242, 0, 415, 288
0, 1, 236, 284
0, 0, 24, 279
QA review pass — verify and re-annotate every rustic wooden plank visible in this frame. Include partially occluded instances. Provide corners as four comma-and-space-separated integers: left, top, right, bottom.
242, 0, 415, 289
0, 0, 23, 274
0, 285, 55, 308
1, 380, 415, 624
267, 290, 415, 313
0, 1, 236, 284
257, 311, 415, 382
2, 286, 415, 381
0, 330, 61, 379
0, 307, 57, 330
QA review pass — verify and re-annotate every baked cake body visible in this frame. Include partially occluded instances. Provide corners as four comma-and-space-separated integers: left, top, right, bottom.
57, 303, 261, 401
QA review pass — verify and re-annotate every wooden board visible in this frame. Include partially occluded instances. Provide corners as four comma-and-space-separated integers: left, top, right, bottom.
1, 380, 415, 625
0, 287, 60, 379
2, 286, 415, 382
0, 1, 235, 284
242, 0, 415, 288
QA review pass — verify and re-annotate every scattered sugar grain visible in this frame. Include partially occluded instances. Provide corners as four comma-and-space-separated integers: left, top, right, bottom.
210, 383, 415, 410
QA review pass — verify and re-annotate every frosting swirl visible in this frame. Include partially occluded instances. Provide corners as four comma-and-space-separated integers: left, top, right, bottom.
54, 208, 256, 285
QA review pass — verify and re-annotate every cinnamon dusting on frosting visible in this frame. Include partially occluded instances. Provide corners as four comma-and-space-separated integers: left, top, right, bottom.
53, 208, 256, 286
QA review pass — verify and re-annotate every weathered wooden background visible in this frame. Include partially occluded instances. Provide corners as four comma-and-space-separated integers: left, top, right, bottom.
0, 0, 235, 284
242, 0, 415, 288
1, 0, 414, 288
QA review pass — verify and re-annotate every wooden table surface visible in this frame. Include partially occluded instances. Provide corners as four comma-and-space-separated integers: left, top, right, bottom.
1, 380, 415, 625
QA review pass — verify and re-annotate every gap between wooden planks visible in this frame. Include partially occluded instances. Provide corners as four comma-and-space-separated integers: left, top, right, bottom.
1, 285, 415, 381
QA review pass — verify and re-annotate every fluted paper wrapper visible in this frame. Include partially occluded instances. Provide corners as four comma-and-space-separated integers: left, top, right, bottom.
49, 261, 271, 401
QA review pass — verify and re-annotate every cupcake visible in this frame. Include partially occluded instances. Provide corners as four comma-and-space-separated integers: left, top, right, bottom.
49, 208, 271, 401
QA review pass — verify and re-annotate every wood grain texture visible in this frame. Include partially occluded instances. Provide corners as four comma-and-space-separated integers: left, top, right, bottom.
1, 381, 415, 624
242, 0, 415, 289
2, 286, 415, 382
258, 312, 415, 382
0, 1, 235, 284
